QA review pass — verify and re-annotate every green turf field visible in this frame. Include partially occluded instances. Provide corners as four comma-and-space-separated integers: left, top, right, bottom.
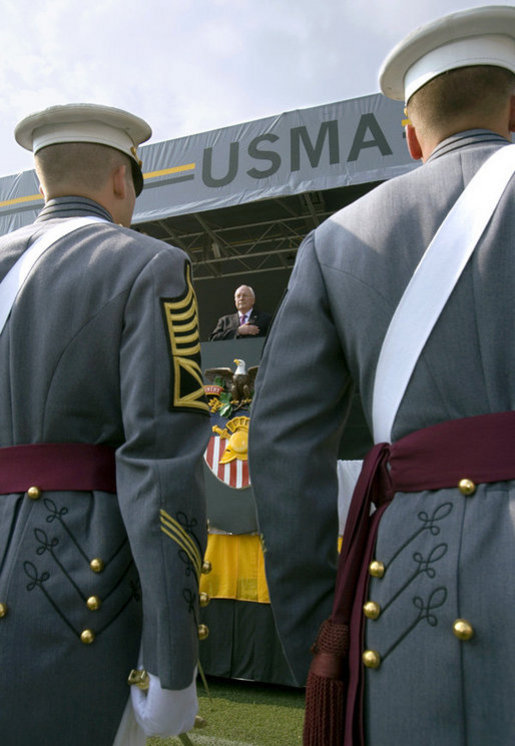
147, 677, 305, 746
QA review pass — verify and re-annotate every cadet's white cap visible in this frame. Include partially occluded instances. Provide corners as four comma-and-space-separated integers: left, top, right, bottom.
379, 5, 515, 102
14, 103, 152, 195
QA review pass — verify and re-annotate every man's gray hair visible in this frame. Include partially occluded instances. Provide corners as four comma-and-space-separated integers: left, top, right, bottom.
235, 284, 255, 298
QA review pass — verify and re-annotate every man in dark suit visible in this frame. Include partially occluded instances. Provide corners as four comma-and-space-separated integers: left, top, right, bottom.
209, 284, 271, 340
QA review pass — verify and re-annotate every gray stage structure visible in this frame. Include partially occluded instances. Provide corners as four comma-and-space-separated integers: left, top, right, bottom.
0, 94, 418, 685
0, 93, 417, 338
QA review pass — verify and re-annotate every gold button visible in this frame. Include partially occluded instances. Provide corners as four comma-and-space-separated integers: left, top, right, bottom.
198, 624, 209, 640
80, 629, 95, 644
363, 601, 381, 620
201, 560, 212, 575
362, 649, 381, 669
0, 602, 8, 618
199, 592, 210, 607
458, 479, 476, 496
27, 486, 41, 500
86, 595, 101, 611
453, 618, 474, 641
368, 560, 385, 578
89, 558, 104, 573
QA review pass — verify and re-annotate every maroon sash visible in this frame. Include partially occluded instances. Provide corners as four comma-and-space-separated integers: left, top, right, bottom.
304, 410, 515, 746
0, 442, 116, 494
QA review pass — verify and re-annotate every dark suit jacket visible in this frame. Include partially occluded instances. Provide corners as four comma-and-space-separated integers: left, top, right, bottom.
209, 308, 272, 340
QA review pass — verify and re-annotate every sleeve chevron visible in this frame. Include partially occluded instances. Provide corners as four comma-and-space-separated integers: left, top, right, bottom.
161, 263, 209, 414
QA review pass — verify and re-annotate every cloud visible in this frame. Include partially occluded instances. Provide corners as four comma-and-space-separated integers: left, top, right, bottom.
0, 0, 508, 176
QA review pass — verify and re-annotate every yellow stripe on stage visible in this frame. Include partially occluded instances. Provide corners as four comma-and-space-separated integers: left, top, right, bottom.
199, 533, 271, 604
144, 163, 196, 179
0, 165, 196, 209
0, 194, 43, 208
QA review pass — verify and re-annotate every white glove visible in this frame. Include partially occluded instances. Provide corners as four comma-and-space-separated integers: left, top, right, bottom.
130, 668, 198, 737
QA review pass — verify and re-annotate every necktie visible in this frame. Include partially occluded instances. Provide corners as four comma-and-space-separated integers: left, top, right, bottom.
240, 314, 246, 324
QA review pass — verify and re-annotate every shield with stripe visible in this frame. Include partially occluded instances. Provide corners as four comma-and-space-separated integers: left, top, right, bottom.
204, 413, 251, 489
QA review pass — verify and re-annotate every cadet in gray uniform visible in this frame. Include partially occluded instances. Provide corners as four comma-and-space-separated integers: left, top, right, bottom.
0, 104, 210, 745
249, 7, 515, 745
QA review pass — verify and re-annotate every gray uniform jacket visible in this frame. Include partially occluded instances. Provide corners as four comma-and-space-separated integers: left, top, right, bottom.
249, 131, 515, 745
0, 197, 210, 746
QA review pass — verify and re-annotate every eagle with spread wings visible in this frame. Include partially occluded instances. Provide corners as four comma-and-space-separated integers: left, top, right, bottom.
204, 358, 259, 404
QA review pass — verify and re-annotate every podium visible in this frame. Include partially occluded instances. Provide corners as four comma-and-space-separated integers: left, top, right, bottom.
198, 338, 372, 685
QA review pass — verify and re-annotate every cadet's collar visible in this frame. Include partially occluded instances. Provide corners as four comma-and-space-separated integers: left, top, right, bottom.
426, 129, 512, 164
36, 196, 114, 223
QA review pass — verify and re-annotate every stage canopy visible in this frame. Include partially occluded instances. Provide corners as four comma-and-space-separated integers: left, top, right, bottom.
0, 92, 416, 231
0, 93, 418, 336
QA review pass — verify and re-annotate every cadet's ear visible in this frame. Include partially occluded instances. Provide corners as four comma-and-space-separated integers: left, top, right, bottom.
509, 94, 515, 133
406, 124, 423, 161
112, 163, 128, 199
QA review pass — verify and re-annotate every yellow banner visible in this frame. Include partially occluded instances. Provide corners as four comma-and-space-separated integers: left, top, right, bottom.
200, 533, 270, 604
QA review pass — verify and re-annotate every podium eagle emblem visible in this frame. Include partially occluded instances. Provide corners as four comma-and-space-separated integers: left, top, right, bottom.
203, 359, 258, 489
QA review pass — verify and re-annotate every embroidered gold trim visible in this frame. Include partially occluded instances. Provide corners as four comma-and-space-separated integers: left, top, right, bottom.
162, 264, 209, 413
160, 509, 202, 579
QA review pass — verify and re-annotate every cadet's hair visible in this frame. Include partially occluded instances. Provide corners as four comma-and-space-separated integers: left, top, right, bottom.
407, 65, 515, 132
35, 142, 131, 194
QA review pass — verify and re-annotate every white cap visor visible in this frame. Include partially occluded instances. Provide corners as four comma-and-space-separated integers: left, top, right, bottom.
404, 33, 515, 102
379, 5, 515, 101
30, 120, 137, 158
14, 103, 151, 195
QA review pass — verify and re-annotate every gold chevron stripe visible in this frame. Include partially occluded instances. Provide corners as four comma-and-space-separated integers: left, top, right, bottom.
160, 509, 202, 578
161, 264, 208, 414
160, 509, 200, 560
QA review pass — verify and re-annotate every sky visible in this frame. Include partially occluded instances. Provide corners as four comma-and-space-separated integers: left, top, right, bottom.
0, 0, 510, 177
